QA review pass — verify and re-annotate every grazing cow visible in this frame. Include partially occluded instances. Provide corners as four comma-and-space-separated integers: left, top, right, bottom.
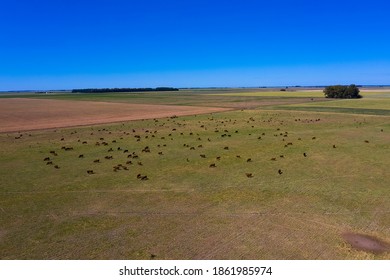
200, 154, 206, 158
79, 154, 84, 158
209, 163, 216, 168
44, 157, 50, 161
333, 145, 336, 148
364, 140, 369, 143
126, 160, 133, 165
247, 158, 252, 162
224, 146, 229, 150
246, 173, 253, 178
46, 161, 53, 165
93, 159, 100, 163
138, 162, 143, 166
141, 176, 148, 181
137, 174, 142, 179
87, 170, 95, 174
312, 137, 316, 140
236, 155, 241, 158
279, 155, 284, 158
278, 169, 283, 175
54, 165, 60, 169
105, 156, 113, 160
82, 141, 87, 144
158, 152, 163, 155
49, 151, 56, 154
271, 158, 276, 161
303, 152, 307, 157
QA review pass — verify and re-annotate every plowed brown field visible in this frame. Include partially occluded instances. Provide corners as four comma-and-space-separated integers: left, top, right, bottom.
0, 98, 231, 132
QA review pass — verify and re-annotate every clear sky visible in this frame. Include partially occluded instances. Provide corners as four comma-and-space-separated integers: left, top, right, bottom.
1, 0, 389, 90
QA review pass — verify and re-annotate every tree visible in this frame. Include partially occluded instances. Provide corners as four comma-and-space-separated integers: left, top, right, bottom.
323, 84, 361, 99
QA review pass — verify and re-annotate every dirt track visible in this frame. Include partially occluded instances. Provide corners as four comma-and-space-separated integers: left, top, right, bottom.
0, 98, 231, 133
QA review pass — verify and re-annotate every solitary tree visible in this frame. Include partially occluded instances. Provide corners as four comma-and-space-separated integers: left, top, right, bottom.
324, 84, 361, 99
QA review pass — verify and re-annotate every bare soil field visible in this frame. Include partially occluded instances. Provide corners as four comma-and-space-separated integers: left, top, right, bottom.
0, 98, 230, 133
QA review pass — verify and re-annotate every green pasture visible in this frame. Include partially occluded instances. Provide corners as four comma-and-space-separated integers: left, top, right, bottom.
0, 89, 326, 108
207, 90, 324, 98
271, 91, 390, 116
1, 105, 389, 259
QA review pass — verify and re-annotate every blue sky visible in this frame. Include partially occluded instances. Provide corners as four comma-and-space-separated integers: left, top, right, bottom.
1, 0, 389, 90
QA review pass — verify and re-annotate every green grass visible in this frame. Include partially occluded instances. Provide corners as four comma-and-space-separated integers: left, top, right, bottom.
207, 90, 325, 98
267, 91, 390, 116
1, 106, 389, 259
290, 98, 390, 110
1, 88, 389, 259
270, 106, 390, 116
0, 89, 326, 108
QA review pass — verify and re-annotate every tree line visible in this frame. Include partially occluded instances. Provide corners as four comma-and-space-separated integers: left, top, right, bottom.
323, 84, 361, 99
72, 87, 179, 93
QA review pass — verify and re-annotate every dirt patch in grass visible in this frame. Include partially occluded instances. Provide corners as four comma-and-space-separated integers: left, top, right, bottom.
0, 98, 231, 133
342, 232, 390, 253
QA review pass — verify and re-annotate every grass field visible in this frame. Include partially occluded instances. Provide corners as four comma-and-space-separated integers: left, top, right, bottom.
271, 90, 390, 116
0, 89, 328, 108
0, 89, 389, 259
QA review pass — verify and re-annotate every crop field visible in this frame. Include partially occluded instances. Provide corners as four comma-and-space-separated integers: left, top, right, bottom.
0, 98, 229, 133
0, 89, 389, 259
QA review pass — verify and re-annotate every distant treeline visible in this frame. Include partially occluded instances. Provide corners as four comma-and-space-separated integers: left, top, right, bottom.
72, 87, 179, 93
